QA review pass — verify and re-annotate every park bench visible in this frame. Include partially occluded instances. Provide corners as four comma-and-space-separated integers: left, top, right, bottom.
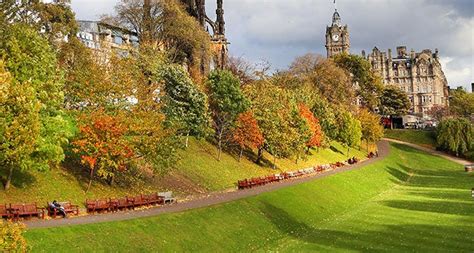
10, 203, 44, 220
129, 194, 149, 208
159, 192, 176, 204
86, 199, 110, 214
0, 204, 12, 220
46, 202, 79, 218
147, 193, 164, 206
238, 179, 250, 189
465, 164, 474, 172
109, 197, 134, 212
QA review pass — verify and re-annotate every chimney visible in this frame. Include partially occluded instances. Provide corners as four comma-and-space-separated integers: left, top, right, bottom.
471, 83, 474, 93
396, 46, 406, 57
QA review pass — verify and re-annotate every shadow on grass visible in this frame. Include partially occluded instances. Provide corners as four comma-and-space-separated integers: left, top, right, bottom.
258, 201, 474, 252
9, 169, 37, 189
382, 199, 474, 216
330, 145, 344, 155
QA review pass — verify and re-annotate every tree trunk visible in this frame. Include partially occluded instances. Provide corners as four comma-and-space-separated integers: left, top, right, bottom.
273, 155, 277, 169
4, 166, 14, 190
390, 116, 394, 130
185, 131, 190, 148
239, 147, 243, 162
217, 137, 222, 161
347, 147, 350, 157
256, 147, 263, 164
86, 168, 94, 193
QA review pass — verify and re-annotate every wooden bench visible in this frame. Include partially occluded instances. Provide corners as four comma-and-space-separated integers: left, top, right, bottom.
465, 165, 474, 172
238, 179, 250, 189
86, 199, 110, 214
10, 203, 44, 220
46, 202, 79, 218
147, 193, 164, 206
0, 204, 12, 220
129, 195, 149, 208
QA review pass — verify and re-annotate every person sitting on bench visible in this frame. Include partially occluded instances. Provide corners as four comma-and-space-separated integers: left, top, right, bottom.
50, 200, 67, 218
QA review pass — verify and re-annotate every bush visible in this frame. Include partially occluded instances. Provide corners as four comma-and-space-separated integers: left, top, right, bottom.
436, 118, 473, 157
0, 221, 28, 252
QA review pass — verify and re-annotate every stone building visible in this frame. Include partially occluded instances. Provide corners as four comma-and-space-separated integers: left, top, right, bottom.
363, 47, 450, 116
324, 6, 449, 118
325, 9, 350, 58
181, 0, 229, 69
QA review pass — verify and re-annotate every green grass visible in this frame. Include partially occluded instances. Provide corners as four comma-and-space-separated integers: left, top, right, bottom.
25, 143, 474, 252
385, 129, 437, 148
0, 138, 367, 206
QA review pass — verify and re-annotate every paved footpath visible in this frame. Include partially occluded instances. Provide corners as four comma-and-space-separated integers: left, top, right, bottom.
25, 141, 390, 229
383, 138, 472, 166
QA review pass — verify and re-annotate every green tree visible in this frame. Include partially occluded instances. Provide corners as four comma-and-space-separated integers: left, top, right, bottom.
357, 109, 384, 150
337, 111, 362, 156
207, 70, 249, 160
162, 64, 209, 147
436, 118, 473, 157
0, 62, 41, 190
0, 25, 73, 187
312, 97, 338, 142
379, 85, 411, 129
333, 53, 384, 111
449, 88, 474, 118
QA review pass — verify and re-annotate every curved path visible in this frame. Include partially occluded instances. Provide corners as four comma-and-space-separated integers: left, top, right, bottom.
383, 138, 472, 166
25, 141, 390, 229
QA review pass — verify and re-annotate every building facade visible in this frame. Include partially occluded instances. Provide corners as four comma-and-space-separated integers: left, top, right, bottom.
363, 47, 449, 116
325, 9, 350, 58
324, 7, 449, 118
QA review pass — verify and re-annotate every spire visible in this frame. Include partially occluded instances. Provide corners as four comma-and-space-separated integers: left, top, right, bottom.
332, 0, 342, 27
216, 0, 225, 35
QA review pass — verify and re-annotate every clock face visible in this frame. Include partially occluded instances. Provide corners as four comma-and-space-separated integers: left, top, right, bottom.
332, 34, 340, 41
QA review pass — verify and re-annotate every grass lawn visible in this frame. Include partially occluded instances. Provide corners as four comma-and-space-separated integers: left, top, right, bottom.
0, 138, 368, 206
384, 129, 437, 148
25, 143, 474, 252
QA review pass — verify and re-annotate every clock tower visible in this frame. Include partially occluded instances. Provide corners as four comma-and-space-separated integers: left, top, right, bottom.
325, 8, 350, 58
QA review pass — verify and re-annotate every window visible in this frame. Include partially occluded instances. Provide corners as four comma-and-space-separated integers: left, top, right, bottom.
114, 36, 123, 45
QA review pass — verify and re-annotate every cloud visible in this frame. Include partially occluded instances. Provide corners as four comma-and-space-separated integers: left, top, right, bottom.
72, 0, 473, 89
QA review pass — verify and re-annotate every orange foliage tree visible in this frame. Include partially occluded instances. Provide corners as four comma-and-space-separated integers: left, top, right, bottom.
299, 103, 324, 150
72, 110, 134, 191
232, 111, 264, 161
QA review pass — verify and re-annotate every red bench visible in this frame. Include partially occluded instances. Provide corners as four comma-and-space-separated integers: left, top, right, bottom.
146, 193, 164, 206
10, 203, 44, 220
238, 179, 250, 189
46, 202, 79, 218
129, 195, 149, 208
86, 199, 110, 214
0, 204, 12, 220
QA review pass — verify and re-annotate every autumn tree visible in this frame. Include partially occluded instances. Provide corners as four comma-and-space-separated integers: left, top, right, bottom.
379, 85, 411, 129
207, 70, 249, 160
225, 56, 257, 86
427, 105, 450, 122
162, 64, 209, 147
357, 109, 384, 150
0, 62, 41, 190
299, 103, 324, 150
312, 98, 338, 142
232, 111, 264, 161
333, 53, 384, 111
0, 220, 28, 252
73, 110, 133, 190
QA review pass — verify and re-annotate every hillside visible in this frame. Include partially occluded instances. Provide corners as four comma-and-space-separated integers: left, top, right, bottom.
0, 139, 369, 206
384, 129, 436, 148
24, 143, 474, 252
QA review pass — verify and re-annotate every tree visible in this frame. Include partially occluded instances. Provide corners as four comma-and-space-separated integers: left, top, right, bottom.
337, 111, 362, 156
0, 220, 28, 252
449, 88, 474, 118
72, 110, 134, 190
111, 0, 211, 76
289, 53, 355, 107
225, 56, 257, 86
427, 105, 450, 122
333, 53, 384, 111
162, 64, 208, 147
0, 62, 41, 190
357, 109, 384, 150
379, 85, 411, 129
207, 70, 249, 160
299, 103, 324, 150
311, 97, 338, 142
232, 111, 264, 161
436, 118, 473, 157
0, 25, 73, 188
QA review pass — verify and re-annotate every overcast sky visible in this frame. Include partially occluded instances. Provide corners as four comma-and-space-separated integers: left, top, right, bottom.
72, 0, 473, 90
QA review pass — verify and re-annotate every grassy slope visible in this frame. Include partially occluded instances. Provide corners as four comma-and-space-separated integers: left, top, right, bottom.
25, 143, 474, 252
384, 129, 436, 148
0, 139, 367, 206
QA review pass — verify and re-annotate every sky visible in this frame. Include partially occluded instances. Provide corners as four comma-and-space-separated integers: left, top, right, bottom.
72, 0, 474, 90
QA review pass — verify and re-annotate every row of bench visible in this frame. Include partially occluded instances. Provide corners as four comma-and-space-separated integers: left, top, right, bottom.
86, 192, 175, 214
1, 192, 176, 220
237, 160, 357, 190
